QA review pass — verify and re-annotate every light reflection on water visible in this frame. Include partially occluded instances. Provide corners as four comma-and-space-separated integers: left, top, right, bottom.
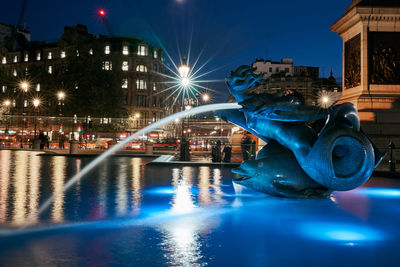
0, 150, 400, 266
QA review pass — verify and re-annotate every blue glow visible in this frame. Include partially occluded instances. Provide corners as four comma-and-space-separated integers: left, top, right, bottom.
146, 187, 176, 195
300, 222, 385, 242
356, 188, 400, 198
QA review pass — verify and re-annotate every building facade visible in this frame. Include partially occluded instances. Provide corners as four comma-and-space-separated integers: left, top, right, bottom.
0, 24, 168, 125
250, 58, 341, 106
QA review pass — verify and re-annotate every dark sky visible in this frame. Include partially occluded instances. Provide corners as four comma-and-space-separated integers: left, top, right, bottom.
2, 0, 351, 99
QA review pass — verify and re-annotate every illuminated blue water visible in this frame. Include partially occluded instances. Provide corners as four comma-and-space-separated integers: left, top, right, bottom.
0, 150, 400, 266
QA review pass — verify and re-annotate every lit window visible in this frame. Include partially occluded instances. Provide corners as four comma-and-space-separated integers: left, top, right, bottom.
105, 45, 110, 54
24, 54, 28, 62
60, 50, 66, 58
36, 52, 41, 61
48, 52, 52, 59
122, 61, 129, 71
102, 61, 112, 70
2, 57, 6, 64
136, 80, 147, 90
12, 100, 16, 107
24, 100, 28, 108
154, 50, 158, 59
13, 56, 18, 63
122, 45, 129, 55
122, 79, 128, 88
153, 83, 157, 91
74, 81, 78, 90
2, 85, 6, 93
48, 66, 52, 74
153, 63, 157, 72
136, 65, 147, 72
36, 84, 40, 92
138, 45, 147, 56
13, 69, 17, 76
25, 67, 28, 75
89, 48, 93, 55
76, 50, 79, 57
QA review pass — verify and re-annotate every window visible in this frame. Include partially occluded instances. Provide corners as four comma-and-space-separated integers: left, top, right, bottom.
60, 50, 66, 58
48, 52, 52, 59
76, 50, 79, 57
25, 67, 28, 75
13, 56, 18, 63
24, 54, 28, 62
74, 81, 78, 90
2, 86, 6, 93
153, 63, 157, 72
138, 45, 147, 56
122, 45, 129, 55
12, 100, 16, 107
24, 100, 28, 108
269, 67, 272, 72
48, 66, 53, 74
2, 57, 6, 64
153, 82, 157, 91
154, 50, 158, 59
122, 61, 129, 71
152, 112, 157, 122
36, 84, 40, 92
122, 79, 128, 88
105, 45, 110, 54
102, 61, 112, 70
136, 80, 147, 90
285, 68, 289, 72
13, 69, 17, 76
276, 67, 279, 72
89, 48, 93, 55
136, 65, 147, 72
136, 95, 148, 107
36, 52, 41, 61
152, 96, 157, 107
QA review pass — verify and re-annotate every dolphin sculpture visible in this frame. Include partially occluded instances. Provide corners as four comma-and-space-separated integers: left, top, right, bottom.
223, 65, 385, 198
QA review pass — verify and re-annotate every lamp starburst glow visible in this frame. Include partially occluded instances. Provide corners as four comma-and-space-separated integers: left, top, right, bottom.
57, 91, 65, 100
3, 99, 11, 107
20, 81, 29, 92
33, 98, 40, 108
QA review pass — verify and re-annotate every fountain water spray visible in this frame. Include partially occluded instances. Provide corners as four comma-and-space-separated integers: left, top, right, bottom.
20, 103, 241, 230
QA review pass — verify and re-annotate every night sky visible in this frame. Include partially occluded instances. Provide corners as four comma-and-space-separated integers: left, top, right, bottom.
2, 0, 351, 99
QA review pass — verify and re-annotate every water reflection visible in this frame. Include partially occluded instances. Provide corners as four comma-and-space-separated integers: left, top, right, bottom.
98, 162, 109, 219
198, 167, 211, 205
161, 167, 204, 267
12, 152, 28, 225
116, 161, 128, 216
0, 150, 11, 223
131, 158, 142, 212
28, 153, 41, 223
51, 157, 66, 223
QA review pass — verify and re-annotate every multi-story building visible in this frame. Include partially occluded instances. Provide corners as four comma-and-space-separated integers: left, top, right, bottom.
249, 58, 341, 106
252, 58, 294, 78
0, 24, 167, 125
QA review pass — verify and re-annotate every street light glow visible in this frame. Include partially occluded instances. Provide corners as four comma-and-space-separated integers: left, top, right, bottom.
33, 98, 40, 108
57, 91, 65, 100
202, 93, 210, 102
322, 96, 329, 104
3, 99, 11, 107
20, 81, 29, 92
181, 77, 191, 88
135, 113, 140, 118
99, 9, 106, 17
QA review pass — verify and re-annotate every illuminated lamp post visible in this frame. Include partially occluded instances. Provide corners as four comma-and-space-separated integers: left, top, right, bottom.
178, 57, 191, 161
3, 99, 11, 134
32, 98, 40, 137
20, 81, 29, 148
57, 91, 65, 115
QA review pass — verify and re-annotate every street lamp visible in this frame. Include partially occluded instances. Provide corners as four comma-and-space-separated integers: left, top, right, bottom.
3, 99, 11, 134
33, 98, 40, 137
20, 81, 29, 148
57, 91, 66, 116
202, 93, 210, 103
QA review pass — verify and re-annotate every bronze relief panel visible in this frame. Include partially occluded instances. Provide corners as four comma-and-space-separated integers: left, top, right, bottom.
345, 34, 361, 88
369, 32, 400, 85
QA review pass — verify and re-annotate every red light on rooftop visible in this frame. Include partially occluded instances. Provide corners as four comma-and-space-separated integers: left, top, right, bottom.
99, 9, 106, 17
